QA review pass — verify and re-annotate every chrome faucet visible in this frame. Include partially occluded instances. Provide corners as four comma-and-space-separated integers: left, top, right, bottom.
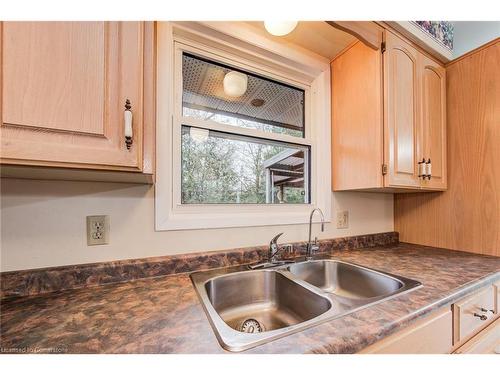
248, 232, 294, 269
268, 232, 284, 263
306, 208, 325, 260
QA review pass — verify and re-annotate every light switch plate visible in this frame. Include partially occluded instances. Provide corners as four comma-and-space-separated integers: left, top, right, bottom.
86, 215, 109, 246
336, 210, 349, 229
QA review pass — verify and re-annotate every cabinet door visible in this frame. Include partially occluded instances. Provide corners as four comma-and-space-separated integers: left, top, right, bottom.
453, 319, 500, 354
359, 306, 453, 354
420, 55, 447, 190
383, 31, 420, 188
331, 41, 384, 191
1, 22, 144, 171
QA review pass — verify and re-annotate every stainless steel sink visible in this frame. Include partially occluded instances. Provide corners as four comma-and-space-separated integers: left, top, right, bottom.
205, 270, 331, 332
287, 260, 405, 300
191, 259, 421, 352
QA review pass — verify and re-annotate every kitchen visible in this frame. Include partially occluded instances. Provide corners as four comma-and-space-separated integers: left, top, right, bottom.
0, 1, 499, 373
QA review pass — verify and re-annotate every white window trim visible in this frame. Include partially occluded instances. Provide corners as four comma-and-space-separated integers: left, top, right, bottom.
156, 22, 331, 231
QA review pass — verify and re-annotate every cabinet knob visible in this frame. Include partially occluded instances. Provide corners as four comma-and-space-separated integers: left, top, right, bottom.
124, 99, 133, 150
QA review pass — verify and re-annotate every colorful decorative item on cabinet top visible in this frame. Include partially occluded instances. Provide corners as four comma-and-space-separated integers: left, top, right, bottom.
412, 21, 454, 50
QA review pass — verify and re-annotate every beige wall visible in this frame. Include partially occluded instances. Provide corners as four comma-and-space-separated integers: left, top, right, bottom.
0, 178, 393, 271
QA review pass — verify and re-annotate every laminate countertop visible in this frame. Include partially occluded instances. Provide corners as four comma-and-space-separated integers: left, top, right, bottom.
1, 243, 499, 354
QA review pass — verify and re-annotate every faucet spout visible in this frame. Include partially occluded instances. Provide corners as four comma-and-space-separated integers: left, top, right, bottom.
306, 208, 325, 260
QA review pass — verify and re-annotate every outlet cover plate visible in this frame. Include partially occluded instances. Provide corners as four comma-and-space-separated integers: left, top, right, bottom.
336, 210, 349, 229
86, 215, 109, 246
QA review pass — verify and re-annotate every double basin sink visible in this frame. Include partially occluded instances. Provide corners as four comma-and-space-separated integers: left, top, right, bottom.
190, 259, 422, 351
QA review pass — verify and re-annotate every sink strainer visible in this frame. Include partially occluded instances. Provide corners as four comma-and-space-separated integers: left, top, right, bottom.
240, 318, 263, 333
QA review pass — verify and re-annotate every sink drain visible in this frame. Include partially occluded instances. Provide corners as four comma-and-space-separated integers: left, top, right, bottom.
240, 318, 264, 333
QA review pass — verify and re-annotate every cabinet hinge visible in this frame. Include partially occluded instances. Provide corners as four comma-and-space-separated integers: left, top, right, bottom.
381, 41, 386, 53
382, 164, 388, 175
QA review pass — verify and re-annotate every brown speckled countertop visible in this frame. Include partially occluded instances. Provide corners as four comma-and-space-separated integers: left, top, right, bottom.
1, 243, 499, 354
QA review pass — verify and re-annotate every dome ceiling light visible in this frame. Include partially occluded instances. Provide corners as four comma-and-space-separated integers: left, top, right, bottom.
223, 71, 248, 97
264, 21, 298, 36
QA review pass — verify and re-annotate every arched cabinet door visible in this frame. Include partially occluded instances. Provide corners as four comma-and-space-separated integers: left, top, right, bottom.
331, 26, 447, 192
383, 30, 421, 188
1, 22, 145, 171
420, 57, 447, 190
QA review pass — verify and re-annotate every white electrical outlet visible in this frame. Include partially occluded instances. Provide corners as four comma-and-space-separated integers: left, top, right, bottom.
86, 215, 109, 246
336, 210, 349, 229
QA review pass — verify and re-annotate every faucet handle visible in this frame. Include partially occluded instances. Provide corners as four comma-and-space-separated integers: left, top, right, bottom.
268, 233, 284, 263
311, 237, 319, 255
270, 232, 284, 246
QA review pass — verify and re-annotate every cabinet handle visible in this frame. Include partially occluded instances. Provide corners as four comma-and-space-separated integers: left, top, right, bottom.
425, 158, 432, 180
474, 313, 488, 321
418, 158, 426, 178
480, 307, 495, 314
124, 99, 133, 150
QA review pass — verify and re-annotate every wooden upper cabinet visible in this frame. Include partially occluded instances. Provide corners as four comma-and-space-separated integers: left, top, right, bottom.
331, 27, 447, 192
384, 31, 420, 188
420, 55, 447, 190
0, 22, 154, 177
331, 41, 383, 190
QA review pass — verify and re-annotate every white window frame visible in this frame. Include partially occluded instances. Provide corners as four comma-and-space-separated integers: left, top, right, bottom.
156, 22, 331, 231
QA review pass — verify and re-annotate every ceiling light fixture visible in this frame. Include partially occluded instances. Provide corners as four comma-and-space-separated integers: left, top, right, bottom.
223, 71, 248, 97
264, 21, 298, 36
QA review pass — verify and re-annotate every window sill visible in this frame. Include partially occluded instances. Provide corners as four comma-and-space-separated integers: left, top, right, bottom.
156, 204, 331, 231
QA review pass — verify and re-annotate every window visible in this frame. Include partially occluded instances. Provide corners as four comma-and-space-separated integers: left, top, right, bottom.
182, 126, 310, 204
156, 22, 331, 230
180, 53, 310, 205
182, 54, 305, 138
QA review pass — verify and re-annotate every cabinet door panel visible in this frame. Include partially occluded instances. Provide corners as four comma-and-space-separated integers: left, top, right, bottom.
1, 22, 144, 171
420, 57, 447, 190
453, 286, 497, 345
453, 319, 500, 354
331, 41, 384, 191
3, 22, 105, 135
384, 31, 420, 187
359, 306, 452, 354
